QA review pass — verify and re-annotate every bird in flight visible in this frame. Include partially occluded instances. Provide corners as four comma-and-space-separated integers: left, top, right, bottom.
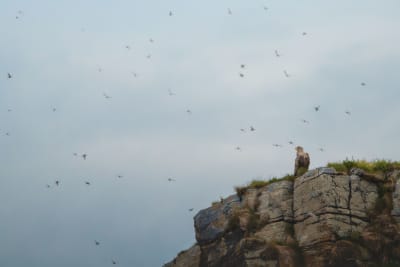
131, 72, 138, 77
275, 50, 281, 57
169, 11, 173, 16
112, 259, 117, 265
168, 89, 176, 96
46, 184, 51, 188
239, 73, 244, 78
85, 181, 91, 185
288, 141, 294, 145
283, 70, 290, 78
319, 148, 324, 152
314, 105, 320, 112
188, 208, 194, 212
167, 178, 176, 182
301, 119, 309, 124
186, 109, 192, 114
52, 107, 57, 112
7, 73, 12, 79
7, 109, 12, 112
361, 82, 366, 86
250, 126, 255, 132
125, 45, 131, 50
55, 180, 60, 186
240, 128, 246, 132
302, 32, 308, 36
345, 110, 351, 116
103, 93, 112, 99
235, 146, 242, 151
149, 38, 154, 43
273, 144, 283, 148
5, 132, 10, 136
263, 6, 269, 11
117, 175, 123, 179
95, 240, 100, 246
82, 154, 87, 160
146, 54, 152, 59
240, 64, 245, 69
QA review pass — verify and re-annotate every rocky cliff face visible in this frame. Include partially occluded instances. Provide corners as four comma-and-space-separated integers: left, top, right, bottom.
165, 167, 400, 267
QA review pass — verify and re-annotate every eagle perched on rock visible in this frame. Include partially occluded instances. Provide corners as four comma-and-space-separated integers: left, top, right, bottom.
294, 146, 310, 176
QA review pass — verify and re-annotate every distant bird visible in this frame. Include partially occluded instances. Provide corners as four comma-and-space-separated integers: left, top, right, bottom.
117, 175, 123, 178
301, 119, 309, 124
314, 105, 320, 112
125, 45, 131, 50
112, 259, 117, 265
7, 73, 12, 79
235, 146, 242, 151
103, 93, 112, 99
273, 144, 283, 148
345, 110, 351, 116
274, 50, 281, 57
263, 6, 269, 11
73, 153, 78, 156
52, 107, 57, 112
169, 11, 173, 16
146, 54, 151, 59
82, 154, 87, 160
131, 72, 137, 77
319, 148, 324, 152
240, 128, 246, 132
239, 73, 244, 78
188, 208, 194, 212
7, 109, 12, 112
95, 240, 100, 246
361, 82, 366, 86
85, 181, 91, 185
168, 89, 176, 96
149, 38, 154, 43
46, 184, 51, 188
240, 64, 245, 69
186, 109, 192, 114
250, 126, 255, 132
288, 141, 294, 145
283, 70, 290, 78
167, 178, 176, 182
55, 180, 60, 186
302, 32, 307, 36
227, 8, 232, 15
5, 132, 10, 136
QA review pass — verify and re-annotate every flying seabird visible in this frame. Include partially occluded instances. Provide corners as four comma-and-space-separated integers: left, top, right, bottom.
103, 93, 112, 99
7, 73, 12, 79
239, 73, 244, 78
314, 105, 320, 112
301, 119, 309, 124
95, 240, 100, 246
85, 181, 91, 185
167, 178, 176, 182
345, 110, 351, 116
273, 144, 283, 148
55, 180, 60, 186
250, 126, 255, 131
82, 154, 87, 160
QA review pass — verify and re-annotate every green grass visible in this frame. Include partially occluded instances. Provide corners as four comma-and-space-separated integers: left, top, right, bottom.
235, 174, 296, 198
327, 159, 400, 174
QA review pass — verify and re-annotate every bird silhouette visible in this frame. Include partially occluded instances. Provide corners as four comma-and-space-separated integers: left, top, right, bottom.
319, 148, 324, 152
149, 38, 154, 43
275, 50, 281, 57
240, 64, 245, 69
288, 141, 294, 145
85, 181, 91, 185
235, 146, 242, 151
167, 178, 176, 182
301, 119, 309, 124
188, 208, 194, 212
117, 175, 123, 178
283, 70, 290, 78
240, 128, 246, 132
361, 82, 366, 86
239, 73, 244, 78
146, 54, 151, 59
263, 6, 269, 11
302, 32, 307, 36
46, 184, 51, 188
52, 107, 57, 112
103, 93, 112, 99
250, 126, 255, 131
168, 89, 176, 96
55, 180, 60, 186
112, 259, 117, 265
95, 240, 100, 246
314, 105, 320, 112
273, 144, 283, 148
7, 73, 12, 79
169, 11, 173, 16
345, 110, 351, 116
186, 109, 192, 114
82, 154, 87, 160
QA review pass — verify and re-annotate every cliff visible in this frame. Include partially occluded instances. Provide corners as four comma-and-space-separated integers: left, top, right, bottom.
165, 162, 400, 267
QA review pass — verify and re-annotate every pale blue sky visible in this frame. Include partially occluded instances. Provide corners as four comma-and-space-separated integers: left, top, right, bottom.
1, 0, 400, 266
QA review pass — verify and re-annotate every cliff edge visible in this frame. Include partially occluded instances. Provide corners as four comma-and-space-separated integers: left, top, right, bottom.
165, 161, 400, 267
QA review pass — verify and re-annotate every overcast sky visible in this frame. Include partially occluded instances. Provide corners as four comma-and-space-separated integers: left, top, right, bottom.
1, 0, 400, 266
